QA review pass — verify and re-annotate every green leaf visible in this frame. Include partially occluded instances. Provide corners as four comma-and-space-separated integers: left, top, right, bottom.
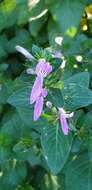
29, 16, 46, 37
32, 44, 42, 58
29, 0, 46, 18
50, 0, 85, 36
0, 63, 8, 72
0, 46, 7, 59
17, 4, 29, 25
48, 88, 63, 107
66, 153, 92, 190
1, 162, 27, 187
17, 106, 45, 132
17, 106, 34, 126
0, 80, 13, 105
14, 148, 40, 166
51, 58, 62, 71
84, 111, 92, 129
64, 72, 89, 87
1, 112, 24, 138
7, 85, 31, 107
41, 124, 72, 174
63, 83, 92, 110
6, 29, 31, 53
48, 19, 61, 45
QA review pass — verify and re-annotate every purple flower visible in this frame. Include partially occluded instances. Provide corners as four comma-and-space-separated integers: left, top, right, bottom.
52, 51, 62, 58
35, 59, 52, 77
16, 45, 35, 61
16, 45, 52, 121
30, 76, 43, 104
30, 59, 52, 104
33, 88, 48, 121
58, 108, 74, 135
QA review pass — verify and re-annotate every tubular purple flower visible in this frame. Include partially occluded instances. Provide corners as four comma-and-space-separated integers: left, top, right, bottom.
30, 58, 52, 104
16, 45, 35, 61
34, 96, 44, 121
16, 46, 52, 120
59, 108, 74, 135
33, 88, 48, 121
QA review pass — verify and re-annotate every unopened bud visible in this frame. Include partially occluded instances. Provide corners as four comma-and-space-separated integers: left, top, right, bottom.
16, 45, 35, 61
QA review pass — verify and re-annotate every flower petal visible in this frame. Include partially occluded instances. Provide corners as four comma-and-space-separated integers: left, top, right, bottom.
41, 88, 48, 97
35, 59, 46, 75
30, 76, 43, 104
36, 59, 52, 77
16, 45, 34, 61
60, 114, 69, 135
45, 62, 52, 76
34, 96, 44, 121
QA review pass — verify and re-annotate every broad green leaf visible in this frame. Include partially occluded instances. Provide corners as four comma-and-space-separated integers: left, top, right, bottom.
84, 111, 92, 129
6, 29, 31, 53
13, 147, 40, 166
0, 147, 11, 164
17, 106, 34, 126
63, 83, 92, 110
29, 0, 46, 18
17, 4, 29, 25
29, 15, 46, 37
41, 124, 72, 174
66, 153, 92, 190
50, 0, 85, 36
48, 88, 63, 107
0, 162, 27, 187
64, 72, 89, 87
0, 80, 13, 105
17, 106, 46, 132
0, 46, 7, 59
1, 112, 29, 139
0, 63, 8, 72
8, 163, 27, 186
7, 85, 31, 107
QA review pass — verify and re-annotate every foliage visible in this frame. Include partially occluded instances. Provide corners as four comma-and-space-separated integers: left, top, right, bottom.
0, 0, 92, 189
